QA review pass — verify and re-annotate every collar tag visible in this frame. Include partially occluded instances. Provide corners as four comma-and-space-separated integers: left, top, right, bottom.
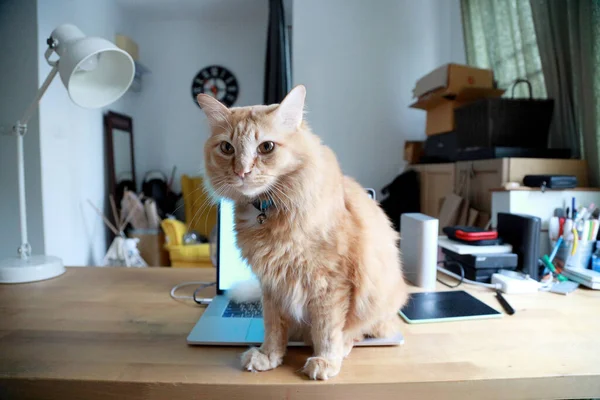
251, 198, 273, 224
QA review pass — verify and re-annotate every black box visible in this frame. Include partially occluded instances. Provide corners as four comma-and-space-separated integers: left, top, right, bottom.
442, 248, 518, 283
423, 132, 458, 162
523, 175, 578, 190
497, 213, 542, 281
456, 147, 571, 161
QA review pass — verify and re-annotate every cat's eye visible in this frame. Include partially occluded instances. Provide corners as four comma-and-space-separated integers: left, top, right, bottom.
258, 141, 275, 154
220, 141, 234, 155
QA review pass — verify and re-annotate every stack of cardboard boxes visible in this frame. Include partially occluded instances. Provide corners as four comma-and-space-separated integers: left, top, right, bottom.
405, 65, 503, 230
407, 64, 504, 163
411, 64, 504, 136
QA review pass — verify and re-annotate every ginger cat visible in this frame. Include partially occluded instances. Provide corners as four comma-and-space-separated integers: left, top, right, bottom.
197, 85, 407, 380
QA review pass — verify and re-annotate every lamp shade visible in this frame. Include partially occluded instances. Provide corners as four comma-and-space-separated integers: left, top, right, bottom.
50, 24, 135, 108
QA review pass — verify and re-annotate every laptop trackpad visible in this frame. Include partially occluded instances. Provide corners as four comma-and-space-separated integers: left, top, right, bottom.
245, 319, 265, 344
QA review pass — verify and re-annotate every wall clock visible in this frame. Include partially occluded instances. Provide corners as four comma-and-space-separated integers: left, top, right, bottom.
191, 65, 239, 107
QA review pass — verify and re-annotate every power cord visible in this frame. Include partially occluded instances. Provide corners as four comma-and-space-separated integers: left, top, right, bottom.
437, 264, 501, 290
170, 281, 215, 305
437, 260, 464, 288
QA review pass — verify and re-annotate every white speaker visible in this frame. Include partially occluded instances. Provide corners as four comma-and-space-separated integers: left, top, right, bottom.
400, 213, 439, 290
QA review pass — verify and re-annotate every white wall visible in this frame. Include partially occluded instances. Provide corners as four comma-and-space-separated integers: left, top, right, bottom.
1, 0, 466, 264
293, 0, 466, 194
0, 0, 45, 259
125, 4, 269, 192
37, 0, 130, 266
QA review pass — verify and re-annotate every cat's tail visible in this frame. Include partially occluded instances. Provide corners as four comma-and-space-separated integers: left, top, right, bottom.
226, 278, 262, 303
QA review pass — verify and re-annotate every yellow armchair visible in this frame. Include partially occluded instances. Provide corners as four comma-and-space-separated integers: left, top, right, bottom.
181, 174, 217, 238
160, 175, 217, 268
161, 218, 212, 268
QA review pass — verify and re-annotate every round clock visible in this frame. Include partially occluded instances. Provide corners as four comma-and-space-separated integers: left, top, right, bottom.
191, 65, 239, 107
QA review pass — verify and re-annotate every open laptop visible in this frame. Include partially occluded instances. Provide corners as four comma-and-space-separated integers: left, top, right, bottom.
187, 196, 404, 346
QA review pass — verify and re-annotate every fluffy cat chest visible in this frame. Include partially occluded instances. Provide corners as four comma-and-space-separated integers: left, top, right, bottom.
262, 276, 322, 323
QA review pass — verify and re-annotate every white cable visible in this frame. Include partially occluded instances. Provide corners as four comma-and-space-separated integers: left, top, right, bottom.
437, 266, 501, 290
170, 281, 215, 304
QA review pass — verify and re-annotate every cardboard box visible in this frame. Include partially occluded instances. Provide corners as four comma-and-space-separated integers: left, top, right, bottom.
412, 63, 495, 98
411, 64, 504, 136
404, 141, 424, 164
411, 86, 505, 136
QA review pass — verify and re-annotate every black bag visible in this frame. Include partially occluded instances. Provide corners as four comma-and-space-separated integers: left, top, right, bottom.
141, 171, 181, 217
380, 170, 420, 231
455, 79, 554, 149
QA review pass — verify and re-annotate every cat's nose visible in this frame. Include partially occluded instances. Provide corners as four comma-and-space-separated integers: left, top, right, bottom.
235, 169, 251, 179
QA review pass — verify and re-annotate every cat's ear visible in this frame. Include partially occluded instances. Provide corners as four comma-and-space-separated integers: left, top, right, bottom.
197, 94, 231, 130
275, 85, 306, 132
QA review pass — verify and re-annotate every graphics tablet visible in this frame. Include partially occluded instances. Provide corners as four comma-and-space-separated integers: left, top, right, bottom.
399, 290, 502, 324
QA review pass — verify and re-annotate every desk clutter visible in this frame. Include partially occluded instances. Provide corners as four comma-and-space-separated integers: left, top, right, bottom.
546, 199, 600, 289
435, 209, 600, 294
401, 208, 599, 319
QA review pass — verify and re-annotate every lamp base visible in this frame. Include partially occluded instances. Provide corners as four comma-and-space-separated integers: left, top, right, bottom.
0, 255, 65, 283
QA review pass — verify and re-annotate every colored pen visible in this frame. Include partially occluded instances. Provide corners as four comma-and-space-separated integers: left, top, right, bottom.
541, 255, 568, 282
592, 219, 600, 240
587, 203, 596, 215
572, 197, 576, 219
549, 236, 563, 262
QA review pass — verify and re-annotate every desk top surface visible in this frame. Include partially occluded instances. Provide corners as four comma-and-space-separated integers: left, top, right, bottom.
1, 267, 599, 400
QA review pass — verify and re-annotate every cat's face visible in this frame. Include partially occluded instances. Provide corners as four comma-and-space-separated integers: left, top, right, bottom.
199, 86, 306, 201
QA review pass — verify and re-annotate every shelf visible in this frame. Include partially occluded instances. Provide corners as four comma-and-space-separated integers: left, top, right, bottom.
490, 187, 600, 193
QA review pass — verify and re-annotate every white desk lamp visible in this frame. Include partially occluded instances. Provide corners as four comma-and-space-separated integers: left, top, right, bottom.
0, 24, 135, 284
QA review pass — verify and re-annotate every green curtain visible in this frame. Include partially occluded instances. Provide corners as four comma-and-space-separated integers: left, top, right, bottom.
530, 0, 599, 172
461, 0, 546, 99
462, 0, 600, 185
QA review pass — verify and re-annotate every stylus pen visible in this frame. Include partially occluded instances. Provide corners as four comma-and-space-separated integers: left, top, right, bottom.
496, 290, 515, 315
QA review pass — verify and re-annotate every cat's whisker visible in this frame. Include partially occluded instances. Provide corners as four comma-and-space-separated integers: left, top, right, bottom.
271, 182, 297, 213
171, 186, 205, 216
269, 187, 295, 227
269, 184, 291, 213
188, 183, 224, 232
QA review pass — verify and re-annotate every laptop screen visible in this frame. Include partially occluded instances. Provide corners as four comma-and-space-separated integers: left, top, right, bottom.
218, 198, 256, 292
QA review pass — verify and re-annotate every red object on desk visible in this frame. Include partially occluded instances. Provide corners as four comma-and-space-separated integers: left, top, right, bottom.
454, 229, 498, 241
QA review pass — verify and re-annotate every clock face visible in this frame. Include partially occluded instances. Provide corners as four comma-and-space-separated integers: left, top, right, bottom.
191, 65, 239, 107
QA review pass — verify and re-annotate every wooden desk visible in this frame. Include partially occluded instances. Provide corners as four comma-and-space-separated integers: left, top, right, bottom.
1, 268, 599, 399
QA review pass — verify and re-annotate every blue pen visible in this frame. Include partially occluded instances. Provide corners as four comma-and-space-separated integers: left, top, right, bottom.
549, 236, 563, 262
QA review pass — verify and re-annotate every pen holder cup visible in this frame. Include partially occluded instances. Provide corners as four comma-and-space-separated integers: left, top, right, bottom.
551, 239, 595, 269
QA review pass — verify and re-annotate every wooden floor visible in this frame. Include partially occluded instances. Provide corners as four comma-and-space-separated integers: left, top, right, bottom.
1, 267, 599, 399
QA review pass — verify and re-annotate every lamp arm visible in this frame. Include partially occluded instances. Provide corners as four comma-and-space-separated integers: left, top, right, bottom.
17, 63, 59, 128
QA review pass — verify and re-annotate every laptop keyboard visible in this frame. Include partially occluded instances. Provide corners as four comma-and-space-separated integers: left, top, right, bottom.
222, 301, 263, 318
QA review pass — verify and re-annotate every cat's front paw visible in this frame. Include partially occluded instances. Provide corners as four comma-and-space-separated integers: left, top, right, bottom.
302, 356, 341, 380
241, 347, 282, 372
